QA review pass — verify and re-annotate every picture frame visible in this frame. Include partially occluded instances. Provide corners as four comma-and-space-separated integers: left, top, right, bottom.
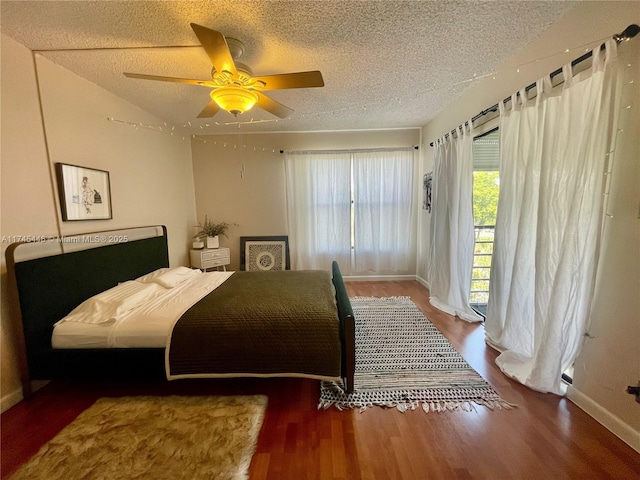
423, 172, 433, 213
55, 163, 112, 221
240, 236, 290, 271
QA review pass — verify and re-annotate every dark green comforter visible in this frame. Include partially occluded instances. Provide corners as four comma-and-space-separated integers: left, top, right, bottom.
166, 270, 342, 380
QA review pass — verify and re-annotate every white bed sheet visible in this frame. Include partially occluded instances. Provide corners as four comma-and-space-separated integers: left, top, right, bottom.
52, 271, 234, 348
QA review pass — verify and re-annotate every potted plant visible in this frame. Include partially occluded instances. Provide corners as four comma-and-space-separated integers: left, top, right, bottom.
193, 216, 235, 249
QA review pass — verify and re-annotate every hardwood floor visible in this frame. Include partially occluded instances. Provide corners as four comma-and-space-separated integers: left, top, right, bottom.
2, 281, 639, 479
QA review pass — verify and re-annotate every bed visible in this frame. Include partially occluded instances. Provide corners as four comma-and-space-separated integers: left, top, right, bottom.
6, 226, 355, 398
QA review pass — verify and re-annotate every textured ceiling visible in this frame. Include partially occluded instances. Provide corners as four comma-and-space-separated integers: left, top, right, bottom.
0, 0, 578, 134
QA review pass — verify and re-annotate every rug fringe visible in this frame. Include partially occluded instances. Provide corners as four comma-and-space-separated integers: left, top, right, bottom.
475, 397, 518, 410
318, 397, 516, 414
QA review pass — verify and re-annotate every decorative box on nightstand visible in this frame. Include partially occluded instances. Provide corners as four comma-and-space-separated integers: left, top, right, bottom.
190, 247, 230, 271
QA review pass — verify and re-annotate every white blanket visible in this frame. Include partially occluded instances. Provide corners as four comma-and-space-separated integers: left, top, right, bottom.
52, 270, 234, 348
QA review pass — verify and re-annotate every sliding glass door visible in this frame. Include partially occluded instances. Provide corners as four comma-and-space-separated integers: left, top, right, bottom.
470, 129, 500, 317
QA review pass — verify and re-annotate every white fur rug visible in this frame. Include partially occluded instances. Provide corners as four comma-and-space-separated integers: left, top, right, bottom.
10, 395, 267, 480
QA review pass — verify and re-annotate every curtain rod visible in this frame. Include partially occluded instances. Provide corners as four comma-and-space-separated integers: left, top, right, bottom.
280, 145, 419, 155
429, 23, 639, 147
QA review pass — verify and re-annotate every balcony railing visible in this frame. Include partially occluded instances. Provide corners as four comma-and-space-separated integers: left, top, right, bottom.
470, 225, 495, 310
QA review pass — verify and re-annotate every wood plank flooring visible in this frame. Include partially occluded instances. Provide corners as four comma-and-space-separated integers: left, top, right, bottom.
2, 281, 639, 479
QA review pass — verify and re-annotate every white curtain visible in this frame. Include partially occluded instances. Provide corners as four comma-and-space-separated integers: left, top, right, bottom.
485, 40, 618, 395
353, 149, 415, 273
285, 152, 352, 270
428, 123, 482, 322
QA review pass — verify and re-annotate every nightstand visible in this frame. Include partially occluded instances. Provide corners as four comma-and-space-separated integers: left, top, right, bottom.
190, 247, 230, 271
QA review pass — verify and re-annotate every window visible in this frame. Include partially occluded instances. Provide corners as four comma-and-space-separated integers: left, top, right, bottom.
286, 149, 415, 274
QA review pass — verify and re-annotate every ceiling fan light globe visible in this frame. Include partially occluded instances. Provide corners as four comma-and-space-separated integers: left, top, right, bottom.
210, 86, 259, 115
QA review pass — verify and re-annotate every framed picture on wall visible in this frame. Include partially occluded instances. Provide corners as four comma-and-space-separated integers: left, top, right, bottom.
240, 236, 290, 271
55, 163, 112, 221
423, 172, 432, 212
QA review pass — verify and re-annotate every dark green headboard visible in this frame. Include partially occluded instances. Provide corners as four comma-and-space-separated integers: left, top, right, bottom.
6, 226, 169, 383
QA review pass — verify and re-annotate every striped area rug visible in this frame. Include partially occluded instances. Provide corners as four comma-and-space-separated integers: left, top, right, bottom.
319, 296, 514, 413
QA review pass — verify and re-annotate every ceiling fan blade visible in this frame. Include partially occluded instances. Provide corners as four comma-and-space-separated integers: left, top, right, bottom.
196, 100, 222, 118
252, 71, 324, 91
255, 92, 294, 118
124, 72, 216, 88
190, 23, 237, 76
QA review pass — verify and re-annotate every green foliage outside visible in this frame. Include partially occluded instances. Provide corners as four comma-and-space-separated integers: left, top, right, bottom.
470, 170, 500, 304
472, 171, 500, 226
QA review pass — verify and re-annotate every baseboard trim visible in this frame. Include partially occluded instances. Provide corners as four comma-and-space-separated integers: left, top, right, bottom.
567, 385, 640, 453
343, 274, 416, 282
415, 275, 430, 289
341, 274, 430, 286
1, 387, 23, 413
1, 380, 48, 413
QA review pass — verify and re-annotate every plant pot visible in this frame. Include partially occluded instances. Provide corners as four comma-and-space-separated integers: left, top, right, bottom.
206, 236, 220, 249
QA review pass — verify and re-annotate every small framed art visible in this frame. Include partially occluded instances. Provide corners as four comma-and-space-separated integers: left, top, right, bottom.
423, 172, 432, 213
55, 163, 112, 221
240, 236, 290, 271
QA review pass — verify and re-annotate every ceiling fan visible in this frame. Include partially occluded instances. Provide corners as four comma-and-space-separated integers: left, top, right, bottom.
123, 23, 324, 119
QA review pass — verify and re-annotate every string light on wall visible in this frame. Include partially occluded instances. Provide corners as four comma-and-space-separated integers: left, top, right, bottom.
429, 24, 638, 146
107, 26, 636, 154
106, 116, 281, 153
602, 59, 637, 223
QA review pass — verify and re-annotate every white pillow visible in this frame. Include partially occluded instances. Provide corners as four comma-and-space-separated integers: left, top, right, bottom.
134, 268, 170, 284
57, 281, 166, 325
145, 266, 200, 288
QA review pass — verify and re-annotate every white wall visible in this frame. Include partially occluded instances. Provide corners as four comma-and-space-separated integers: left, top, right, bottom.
0, 35, 59, 412
419, 2, 640, 449
191, 129, 421, 273
567, 42, 640, 451
35, 56, 197, 262
0, 34, 198, 411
